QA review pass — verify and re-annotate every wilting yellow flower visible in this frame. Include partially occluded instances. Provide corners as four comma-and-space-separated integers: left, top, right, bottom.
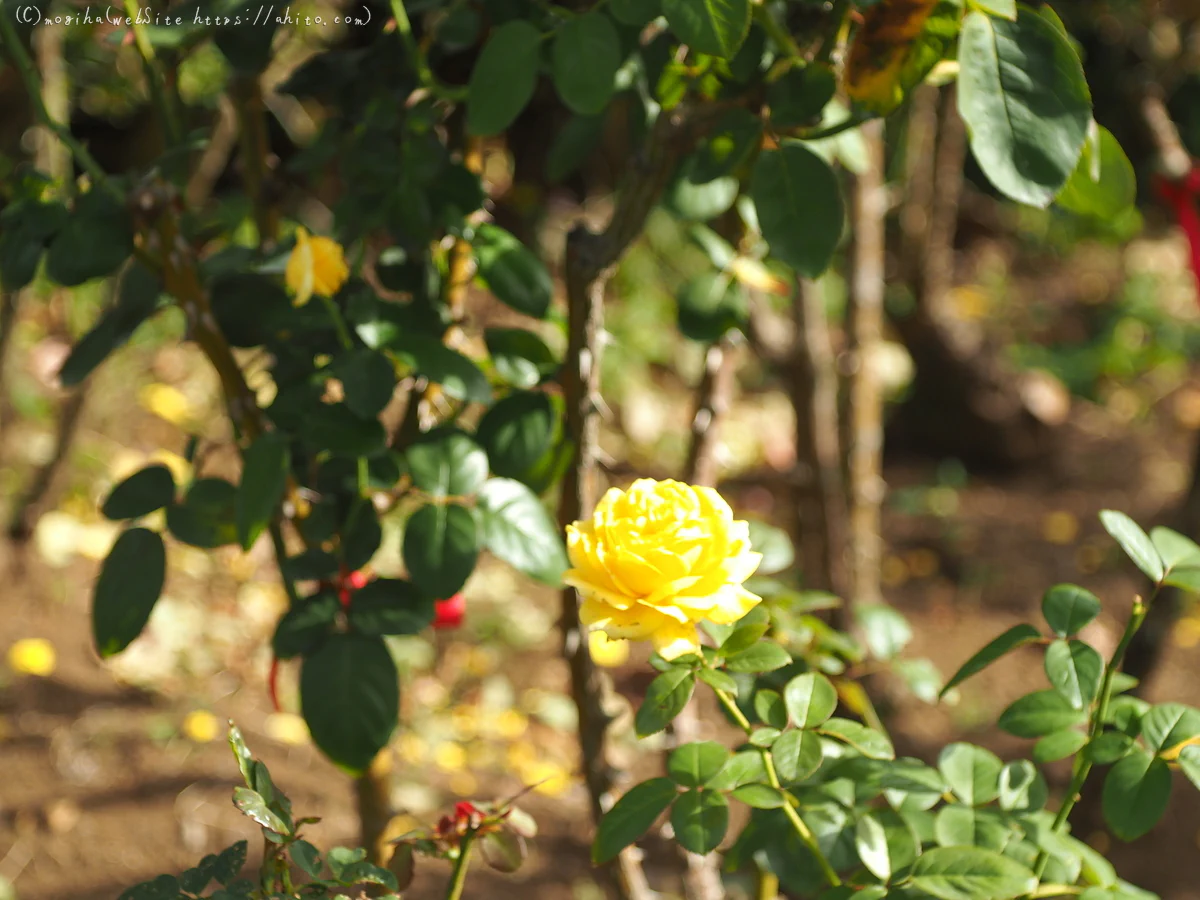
7, 638, 56, 676
285, 227, 349, 307
564, 479, 763, 660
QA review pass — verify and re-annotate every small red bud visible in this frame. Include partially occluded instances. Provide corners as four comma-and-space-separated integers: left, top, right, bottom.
433, 593, 466, 629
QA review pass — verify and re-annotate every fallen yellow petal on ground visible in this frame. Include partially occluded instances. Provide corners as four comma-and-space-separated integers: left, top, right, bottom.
181, 710, 220, 743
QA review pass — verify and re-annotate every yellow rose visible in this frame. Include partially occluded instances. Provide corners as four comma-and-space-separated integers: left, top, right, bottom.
564, 479, 763, 660
285, 227, 349, 307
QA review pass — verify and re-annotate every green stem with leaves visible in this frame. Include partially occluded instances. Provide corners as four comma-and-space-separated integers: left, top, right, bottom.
713, 687, 842, 888
122, 0, 183, 146
1033, 592, 1153, 878
444, 833, 475, 900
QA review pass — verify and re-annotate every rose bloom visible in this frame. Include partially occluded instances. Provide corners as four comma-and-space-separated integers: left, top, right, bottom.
564, 479, 763, 660
284, 227, 349, 307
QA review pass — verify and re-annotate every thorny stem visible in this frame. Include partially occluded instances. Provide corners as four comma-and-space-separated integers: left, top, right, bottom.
0, 11, 117, 196
713, 688, 842, 888
388, 0, 436, 90
444, 832, 475, 900
1032, 592, 1155, 878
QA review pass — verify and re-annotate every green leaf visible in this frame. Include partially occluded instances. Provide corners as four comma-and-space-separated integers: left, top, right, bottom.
668, 741, 731, 787
233, 787, 290, 835
1055, 124, 1136, 219
855, 603, 913, 661
402, 503, 479, 599
102, 465, 176, 520
721, 608, 770, 656
767, 64, 836, 130
1102, 751, 1171, 841
1099, 510, 1165, 583
692, 109, 763, 182
854, 812, 891, 880
1041, 584, 1102, 637
708, 749, 768, 790
273, 592, 340, 659
1177, 744, 1200, 792
754, 689, 788, 729
334, 349, 397, 419
749, 727, 781, 747
783, 672, 838, 728
746, 519, 794, 576
405, 429, 489, 498
167, 478, 239, 548
697, 667, 738, 693
671, 789, 729, 854
731, 783, 787, 809
485, 328, 559, 389
392, 336, 492, 404
636, 667, 695, 737
675, 272, 745, 342
236, 432, 290, 550
92, 527, 167, 658
750, 141, 843, 277
956, 9, 1091, 207
467, 21, 542, 136
610, 0, 660, 26
289, 841, 322, 877
476, 392, 558, 485
1033, 728, 1088, 763
1086, 731, 1135, 765
938, 742, 1003, 806
119, 874, 182, 900
1149, 526, 1200, 572
971, 0, 1016, 18
660, 0, 750, 58
998, 759, 1047, 812
340, 497, 382, 571
1044, 638, 1103, 711
0, 197, 67, 291
301, 633, 399, 775
724, 641, 791, 673
45, 189, 134, 286
476, 477, 568, 584
666, 167, 740, 223
552, 12, 621, 115
299, 404, 387, 457
1140, 702, 1200, 756
593, 778, 677, 863
473, 224, 553, 319
59, 262, 162, 386
932, 806, 1013, 851
348, 578, 434, 636
940, 624, 1043, 697
772, 729, 823, 782
819, 718, 894, 760
546, 114, 606, 184
908, 846, 1037, 900
999, 690, 1087, 738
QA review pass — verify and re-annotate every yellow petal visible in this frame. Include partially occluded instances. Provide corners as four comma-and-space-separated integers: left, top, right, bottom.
588, 631, 630, 668
181, 710, 220, 743
650, 620, 701, 660
7, 638, 56, 677
285, 227, 315, 307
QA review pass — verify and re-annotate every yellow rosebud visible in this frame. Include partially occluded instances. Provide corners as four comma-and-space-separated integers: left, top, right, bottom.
588, 631, 630, 668
7, 638, 56, 677
285, 227, 349, 307
564, 479, 763, 661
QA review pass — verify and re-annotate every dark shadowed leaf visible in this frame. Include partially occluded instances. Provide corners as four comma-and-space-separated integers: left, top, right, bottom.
102, 465, 176, 521
1102, 751, 1171, 841
593, 777, 677, 863
92, 527, 167, 658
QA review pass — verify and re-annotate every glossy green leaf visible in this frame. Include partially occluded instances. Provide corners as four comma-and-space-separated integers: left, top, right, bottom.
932, 806, 1013, 851
233, 787, 290, 835
784, 672, 838, 728
940, 624, 1043, 697
476, 477, 568, 584
909, 846, 1037, 900
999, 689, 1087, 738
1045, 638, 1103, 710
1140, 702, 1200, 756
750, 141, 843, 277
348, 578, 435, 636
724, 641, 791, 673
998, 759, 1047, 812
636, 667, 695, 736
746, 519, 794, 576
819, 718, 894, 760
473, 224, 553, 319
1033, 728, 1088, 763
1086, 731, 1135, 765
1056, 124, 1137, 219
272, 592, 340, 659
696, 667, 737, 693
668, 741, 731, 787
856, 603, 913, 661
92, 527, 167, 658
1099, 510, 1164, 583
938, 742, 1003, 806
754, 689, 788, 729
467, 21, 542, 136
707, 750, 768, 790
771, 729, 823, 783
1176, 744, 1200, 793
660, 0, 750, 58
1101, 751, 1171, 841
854, 812, 891, 881
1041, 584, 1101, 637
671, 789, 729, 854
731, 783, 787, 809
102, 465, 176, 521
301, 633, 399, 775
767, 64, 836, 130
405, 428, 489, 498
476, 392, 558, 484
1149, 526, 1200, 572
552, 12, 621, 115
956, 9, 1091, 207
236, 432, 290, 550
167, 478, 239, 548
485, 327, 559, 388
402, 502, 479, 599
391, 336, 492, 404
593, 777, 677, 863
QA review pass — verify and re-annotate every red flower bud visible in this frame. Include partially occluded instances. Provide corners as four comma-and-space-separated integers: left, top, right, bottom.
433, 593, 466, 629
